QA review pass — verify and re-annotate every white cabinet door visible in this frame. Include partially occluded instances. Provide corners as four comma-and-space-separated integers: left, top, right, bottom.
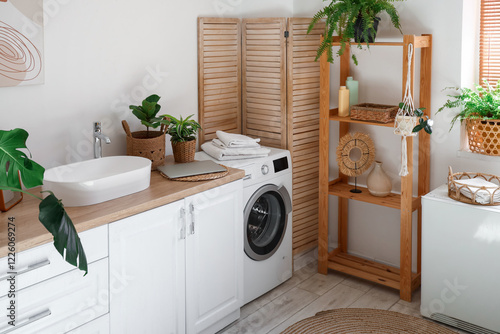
109, 200, 186, 334
185, 180, 243, 334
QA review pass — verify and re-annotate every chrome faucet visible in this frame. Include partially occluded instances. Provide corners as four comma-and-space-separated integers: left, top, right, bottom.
93, 122, 111, 159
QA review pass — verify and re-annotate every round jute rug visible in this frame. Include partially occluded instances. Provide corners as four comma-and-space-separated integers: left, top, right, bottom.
281, 308, 456, 334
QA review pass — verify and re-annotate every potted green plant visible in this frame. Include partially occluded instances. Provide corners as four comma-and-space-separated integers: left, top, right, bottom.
308, 0, 405, 64
122, 94, 167, 170
162, 114, 202, 163
0, 128, 87, 274
438, 80, 500, 156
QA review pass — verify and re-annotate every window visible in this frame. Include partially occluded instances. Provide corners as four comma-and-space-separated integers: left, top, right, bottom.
479, 0, 500, 85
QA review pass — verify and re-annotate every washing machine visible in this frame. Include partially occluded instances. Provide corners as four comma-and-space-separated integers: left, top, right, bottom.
195, 147, 293, 305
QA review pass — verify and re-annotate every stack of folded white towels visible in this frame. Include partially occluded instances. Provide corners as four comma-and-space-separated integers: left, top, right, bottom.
201, 130, 271, 161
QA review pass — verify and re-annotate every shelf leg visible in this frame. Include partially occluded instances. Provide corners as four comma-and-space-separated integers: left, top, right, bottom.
338, 198, 348, 253
400, 136, 414, 302
318, 36, 330, 275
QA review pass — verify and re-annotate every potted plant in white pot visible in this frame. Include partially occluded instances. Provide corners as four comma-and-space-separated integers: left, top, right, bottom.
438, 80, 500, 156
162, 114, 201, 163
122, 94, 167, 170
308, 0, 405, 64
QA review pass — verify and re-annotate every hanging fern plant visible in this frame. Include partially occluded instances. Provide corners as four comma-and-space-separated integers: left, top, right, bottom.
308, 0, 405, 65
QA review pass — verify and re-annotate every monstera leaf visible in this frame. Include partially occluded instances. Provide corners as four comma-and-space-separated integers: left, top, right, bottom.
0, 128, 87, 275
0, 128, 45, 189
39, 193, 88, 274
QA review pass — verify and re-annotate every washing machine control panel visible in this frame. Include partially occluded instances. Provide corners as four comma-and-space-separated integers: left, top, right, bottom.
261, 164, 270, 175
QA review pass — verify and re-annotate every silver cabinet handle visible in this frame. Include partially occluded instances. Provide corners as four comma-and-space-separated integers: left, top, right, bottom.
1, 309, 51, 334
0, 259, 51, 281
180, 208, 186, 240
189, 203, 195, 235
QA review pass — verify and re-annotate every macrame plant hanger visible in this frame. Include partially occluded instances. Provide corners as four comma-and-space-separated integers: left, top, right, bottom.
394, 43, 417, 177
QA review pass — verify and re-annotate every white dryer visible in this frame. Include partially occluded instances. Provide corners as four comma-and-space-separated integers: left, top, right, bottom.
195, 148, 293, 305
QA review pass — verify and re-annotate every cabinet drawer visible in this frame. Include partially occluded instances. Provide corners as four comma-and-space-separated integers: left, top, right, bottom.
0, 258, 108, 334
0, 225, 107, 295
66, 314, 109, 334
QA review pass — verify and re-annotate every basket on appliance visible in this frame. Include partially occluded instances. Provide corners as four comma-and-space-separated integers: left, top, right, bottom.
448, 166, 500, 205
350, 103, 398, 124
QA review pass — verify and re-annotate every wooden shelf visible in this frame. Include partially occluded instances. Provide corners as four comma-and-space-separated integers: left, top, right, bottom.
318, 34, 432, 302
329, 36, 431, 49
327, 250, 421, 292
329, 108, 394, 128
328, 179, 421, 211
331, 41, 404, 47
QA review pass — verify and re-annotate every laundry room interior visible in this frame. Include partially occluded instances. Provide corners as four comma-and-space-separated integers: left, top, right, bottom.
1, 0, 500, 333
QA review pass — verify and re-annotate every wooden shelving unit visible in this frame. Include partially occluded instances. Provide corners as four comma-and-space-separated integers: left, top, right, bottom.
318, 35, 432, 302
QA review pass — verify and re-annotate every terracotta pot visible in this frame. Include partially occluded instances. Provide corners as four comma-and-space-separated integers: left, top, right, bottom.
172, 140, 196, 163
122, 120, 166, 170
366, 161, 392, 197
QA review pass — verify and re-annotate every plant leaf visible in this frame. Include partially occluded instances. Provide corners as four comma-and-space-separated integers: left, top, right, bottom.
412, 124, 423, 133
145, 94, 161, 104
0, 129, 45, 189
130, 106, 148, 122
39, 193, 88, 275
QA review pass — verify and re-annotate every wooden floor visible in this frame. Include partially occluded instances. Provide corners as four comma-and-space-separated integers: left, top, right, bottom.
218, 249, 467, 334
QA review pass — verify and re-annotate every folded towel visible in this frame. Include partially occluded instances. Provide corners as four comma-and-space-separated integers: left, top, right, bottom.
455, 178, 500, 204
216, 130, 260, 148
201, 142, 270, 161
212, 138, 261, 149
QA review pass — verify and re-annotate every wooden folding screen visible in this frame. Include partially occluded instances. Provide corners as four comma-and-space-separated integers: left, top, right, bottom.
286, 18, 325, 255
242, 18, 287, 149
198, 18, 241, 144
198, 17, 322, 256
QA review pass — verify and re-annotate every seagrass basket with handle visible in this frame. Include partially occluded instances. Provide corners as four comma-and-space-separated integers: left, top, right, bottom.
122, 120, 167, 170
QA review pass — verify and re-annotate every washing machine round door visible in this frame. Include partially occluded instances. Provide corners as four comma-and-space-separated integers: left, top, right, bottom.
244, 184, 292, 261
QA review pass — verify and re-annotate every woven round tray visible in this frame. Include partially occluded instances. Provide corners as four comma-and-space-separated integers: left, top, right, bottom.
448, 166, 500, 206
159, 164, 229, 182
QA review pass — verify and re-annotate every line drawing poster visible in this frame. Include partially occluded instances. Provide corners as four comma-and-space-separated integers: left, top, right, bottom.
0, 0, 44, 87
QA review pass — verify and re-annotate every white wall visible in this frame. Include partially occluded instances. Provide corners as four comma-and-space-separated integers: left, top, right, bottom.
3, 0, 498, 269
295, 0, 500, 269
0, 0, 292, 168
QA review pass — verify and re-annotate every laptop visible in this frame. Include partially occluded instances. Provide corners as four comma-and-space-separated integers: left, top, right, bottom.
157, 160, 227, 179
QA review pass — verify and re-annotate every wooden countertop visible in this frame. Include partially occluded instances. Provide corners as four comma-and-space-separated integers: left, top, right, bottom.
0, 157, 244, 257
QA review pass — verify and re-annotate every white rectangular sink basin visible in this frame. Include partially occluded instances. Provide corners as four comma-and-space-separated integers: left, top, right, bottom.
42, 156, 152, 207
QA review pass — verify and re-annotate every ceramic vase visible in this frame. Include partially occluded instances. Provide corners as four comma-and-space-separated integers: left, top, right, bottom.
367, 161, 392, 197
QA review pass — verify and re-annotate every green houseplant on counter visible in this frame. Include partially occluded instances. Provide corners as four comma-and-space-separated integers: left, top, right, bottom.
438, 80, 500, 156
308, 0, 405, 64
162, 114, 202, 163
0, 129, 87, 274
122, 94, 167, 170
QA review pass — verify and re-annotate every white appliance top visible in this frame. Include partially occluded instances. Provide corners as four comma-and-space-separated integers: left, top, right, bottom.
195, 146, 292, 186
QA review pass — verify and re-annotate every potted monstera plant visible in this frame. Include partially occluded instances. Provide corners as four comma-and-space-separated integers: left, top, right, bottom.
122, 94, 167, 170
438, 80, 500, 156
308, 0, 405, 64
0, 129, 87, 274
162, 114, 201, 163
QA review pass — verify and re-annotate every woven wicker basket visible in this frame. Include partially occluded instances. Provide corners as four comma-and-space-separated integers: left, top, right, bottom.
172, 140, 196, 163
448, 166, 500, 206
122, 120, 166, 170
350, 103, 398, 123
465, 118, 500, 156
